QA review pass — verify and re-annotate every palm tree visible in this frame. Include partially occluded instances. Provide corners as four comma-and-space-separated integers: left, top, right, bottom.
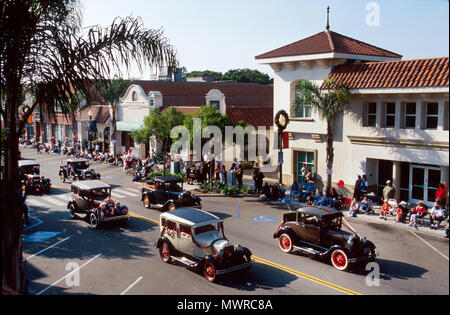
0, 0, 177, 293
94, 78, 131, 156
294, 79, 351, 195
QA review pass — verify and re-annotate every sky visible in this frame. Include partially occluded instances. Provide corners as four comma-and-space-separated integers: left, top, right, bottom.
80, 0, 449, 79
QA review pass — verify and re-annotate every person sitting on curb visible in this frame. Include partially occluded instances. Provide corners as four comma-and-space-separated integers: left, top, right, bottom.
430, 202, 446, 230
397, 201, 409, 223
314, 191, 327, 207
290, 181, 300, 200
360, 196, 373, 215
380, 199, 391, 221
409, 201, 428, 228
348, 198, 360, 217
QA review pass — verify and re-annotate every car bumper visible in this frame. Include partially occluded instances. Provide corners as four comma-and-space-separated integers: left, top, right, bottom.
348, 254, 377, 264
100, 215, 129, 222
216, 261, 252, 275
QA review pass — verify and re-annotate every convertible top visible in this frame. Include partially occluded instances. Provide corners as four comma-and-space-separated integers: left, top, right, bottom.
71, 180, 110, 190
67, 158, 89, 163
161, 208, 221, 226
297, 206, 343, 217
19, 160, 40, 167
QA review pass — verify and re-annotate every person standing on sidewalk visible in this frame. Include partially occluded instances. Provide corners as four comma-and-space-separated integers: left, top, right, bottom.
353, 175, 362, 201
383, 180, 396, 201
360, 174, 368, 196
236, 164, 244, 189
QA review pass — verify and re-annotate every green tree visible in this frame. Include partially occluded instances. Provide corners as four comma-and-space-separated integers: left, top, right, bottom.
222, 68, 272, 85
294, 79, 351, 195
131, 107, 185, 174
0, 0, 176, 293
94, 78, 131, 155
184, 70, 223, 81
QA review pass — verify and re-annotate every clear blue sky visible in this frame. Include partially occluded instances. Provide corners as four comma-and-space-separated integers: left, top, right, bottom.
80, 0, 449, 78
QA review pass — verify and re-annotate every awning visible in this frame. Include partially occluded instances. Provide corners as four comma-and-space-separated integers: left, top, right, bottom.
116, 121, 143, 132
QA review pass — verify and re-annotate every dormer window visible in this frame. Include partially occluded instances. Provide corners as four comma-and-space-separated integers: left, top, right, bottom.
209, 100, 220, 110
132, 91, 137, 102
150, 99, 154, 107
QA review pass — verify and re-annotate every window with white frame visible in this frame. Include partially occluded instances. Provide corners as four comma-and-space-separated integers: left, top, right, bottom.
425, 102, 439, 129
209, 100, 220, 110
367, 102, 377, 127
293, 82, 313, 119
385, 102, 396, 128
404, 102, 416, 128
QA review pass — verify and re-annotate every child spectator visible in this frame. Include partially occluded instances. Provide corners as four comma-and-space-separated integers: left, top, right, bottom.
380, 199, 391, 220
396, 201, 409, 223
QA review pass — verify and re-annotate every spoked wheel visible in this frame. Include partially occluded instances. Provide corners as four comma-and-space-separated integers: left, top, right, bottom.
167, 202, 177, 211
159, 242, 172, 263
331, 249, 349, 272
143, 196, 151, 208
203, 261, 217, 282
89, 213, 100, 229
278, 233, 293, 253
69, 204, 78, 219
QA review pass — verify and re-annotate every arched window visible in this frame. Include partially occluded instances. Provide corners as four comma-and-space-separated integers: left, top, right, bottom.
132, 91, 137, 102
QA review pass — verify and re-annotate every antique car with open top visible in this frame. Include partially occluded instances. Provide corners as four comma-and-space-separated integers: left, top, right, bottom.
67, 180, 129, 229
273, 206, 377, 271
141, 176, 202, 211
59, 158, 101, 182
19, 159, 51, 194
156, 208, 252, 282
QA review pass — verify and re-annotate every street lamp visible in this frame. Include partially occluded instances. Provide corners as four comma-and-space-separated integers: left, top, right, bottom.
88, 110, 93, 152
274, 110, 289, 184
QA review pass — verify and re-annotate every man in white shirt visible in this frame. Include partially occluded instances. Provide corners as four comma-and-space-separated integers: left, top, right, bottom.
430, 202, 446, 230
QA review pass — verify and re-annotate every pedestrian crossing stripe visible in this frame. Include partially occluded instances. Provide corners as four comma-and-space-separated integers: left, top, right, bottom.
111, 192, 126, 198
123, 187, 140, 194
114, 189, 139, 197
41, 196, 66, 206
53, 194, 71, 201
27, 199, 48, 208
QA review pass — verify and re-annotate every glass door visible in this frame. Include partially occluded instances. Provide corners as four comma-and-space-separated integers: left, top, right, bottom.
410, 165, 441, 206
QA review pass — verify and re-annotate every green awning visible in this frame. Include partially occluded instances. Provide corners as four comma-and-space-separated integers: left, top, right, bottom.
116, 121, 143, 132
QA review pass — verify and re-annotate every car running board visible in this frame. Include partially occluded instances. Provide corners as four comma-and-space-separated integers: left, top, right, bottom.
293, 245, 323, 256
170, 256, 198, 268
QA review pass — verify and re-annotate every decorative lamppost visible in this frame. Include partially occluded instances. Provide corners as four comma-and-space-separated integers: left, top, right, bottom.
88, 110, 93, 152
274, 110, 289, 184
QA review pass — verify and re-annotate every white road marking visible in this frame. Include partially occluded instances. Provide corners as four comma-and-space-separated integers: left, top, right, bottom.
27, 199, 48, 208
410, 231, 449, 261
53, 194, 71, 202
23, 237, 71, 262
114, 188, 139, 197
35, 253, 102, 295
120, 276, 143, 295
41, 196, 66, 206
111, 192, 126, 198
123, 187, 140, 194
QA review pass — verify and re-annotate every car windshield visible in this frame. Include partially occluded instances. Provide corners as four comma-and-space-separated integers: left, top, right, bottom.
321, 215, 342, 231
21, 165, 40, 175
90, 188, 111, 201
73, 162, 89, 169
194, 224, 218, 235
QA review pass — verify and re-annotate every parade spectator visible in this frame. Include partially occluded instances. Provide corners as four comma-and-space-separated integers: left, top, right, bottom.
290, 181, 300, 200
301, 164, 308, 186
327, 187, 339, 207
435, 183, 447, 203
253, 168, 264, 194
220, 165, 226, 184
354, 175, 362, 201
383, 180, 396, 201
348, 198, 360, 217
305, 169, 313, 187
360, 174, 368, 196
409, 201, 428, 228
380, 199, 391, 220
396, 201, 409, 223
314, 191, 327, 207
236, 164, 244, 189
360, 196, 372, 215
300, 180, 316, 202
445, 219, 449, 238
430, 202, 446, 230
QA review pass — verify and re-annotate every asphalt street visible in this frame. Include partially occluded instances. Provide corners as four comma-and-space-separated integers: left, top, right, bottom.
19, 147, 449, 295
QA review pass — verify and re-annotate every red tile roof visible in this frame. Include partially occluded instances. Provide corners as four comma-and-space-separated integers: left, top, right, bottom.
255, 30, 402, 60
323, 57, 449, 89
226, 106, 273, 128
133, 80, 273, 108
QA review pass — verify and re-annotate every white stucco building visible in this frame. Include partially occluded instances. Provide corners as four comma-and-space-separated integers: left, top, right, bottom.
256, 29, 449, 206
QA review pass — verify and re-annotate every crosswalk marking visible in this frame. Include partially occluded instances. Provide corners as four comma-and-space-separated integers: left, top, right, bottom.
27, 199, 48, 208
41, 196, 66, 206
114, 188, 139, 197
123, 187, 140, 194
53, 194, 71, 202
111, 192, 126, 198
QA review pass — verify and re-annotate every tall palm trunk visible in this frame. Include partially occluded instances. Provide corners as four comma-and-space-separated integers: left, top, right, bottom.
110, 102, 117, 156
325, 120, 334, 196
2, 87, 25, 294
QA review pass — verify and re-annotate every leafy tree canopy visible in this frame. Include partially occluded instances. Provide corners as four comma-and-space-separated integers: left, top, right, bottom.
183, 69, 272, 85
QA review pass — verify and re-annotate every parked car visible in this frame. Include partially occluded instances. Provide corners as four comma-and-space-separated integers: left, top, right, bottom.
19, 160, 51, 194
67, 180, 129, 229
59, 158, 101, 182
156, 208, 252, 282
141, 177, 202, 211
273, 206, 376, 271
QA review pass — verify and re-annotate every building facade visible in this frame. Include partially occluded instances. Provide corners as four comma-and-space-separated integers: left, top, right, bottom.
256, 29, 449, 206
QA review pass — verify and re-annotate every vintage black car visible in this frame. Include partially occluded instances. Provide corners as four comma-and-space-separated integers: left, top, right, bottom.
19, 160, 51, 194
273, 206, 376, 271
141, 177, 202, 211
59, 158, 101, 182
156, 208, 252, 282
67, 180, 129, 229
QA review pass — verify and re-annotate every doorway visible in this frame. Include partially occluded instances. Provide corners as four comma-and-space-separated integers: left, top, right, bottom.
410, 165, 441, 206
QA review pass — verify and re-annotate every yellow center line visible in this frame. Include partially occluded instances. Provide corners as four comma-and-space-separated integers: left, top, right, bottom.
129, 211, 363, 295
